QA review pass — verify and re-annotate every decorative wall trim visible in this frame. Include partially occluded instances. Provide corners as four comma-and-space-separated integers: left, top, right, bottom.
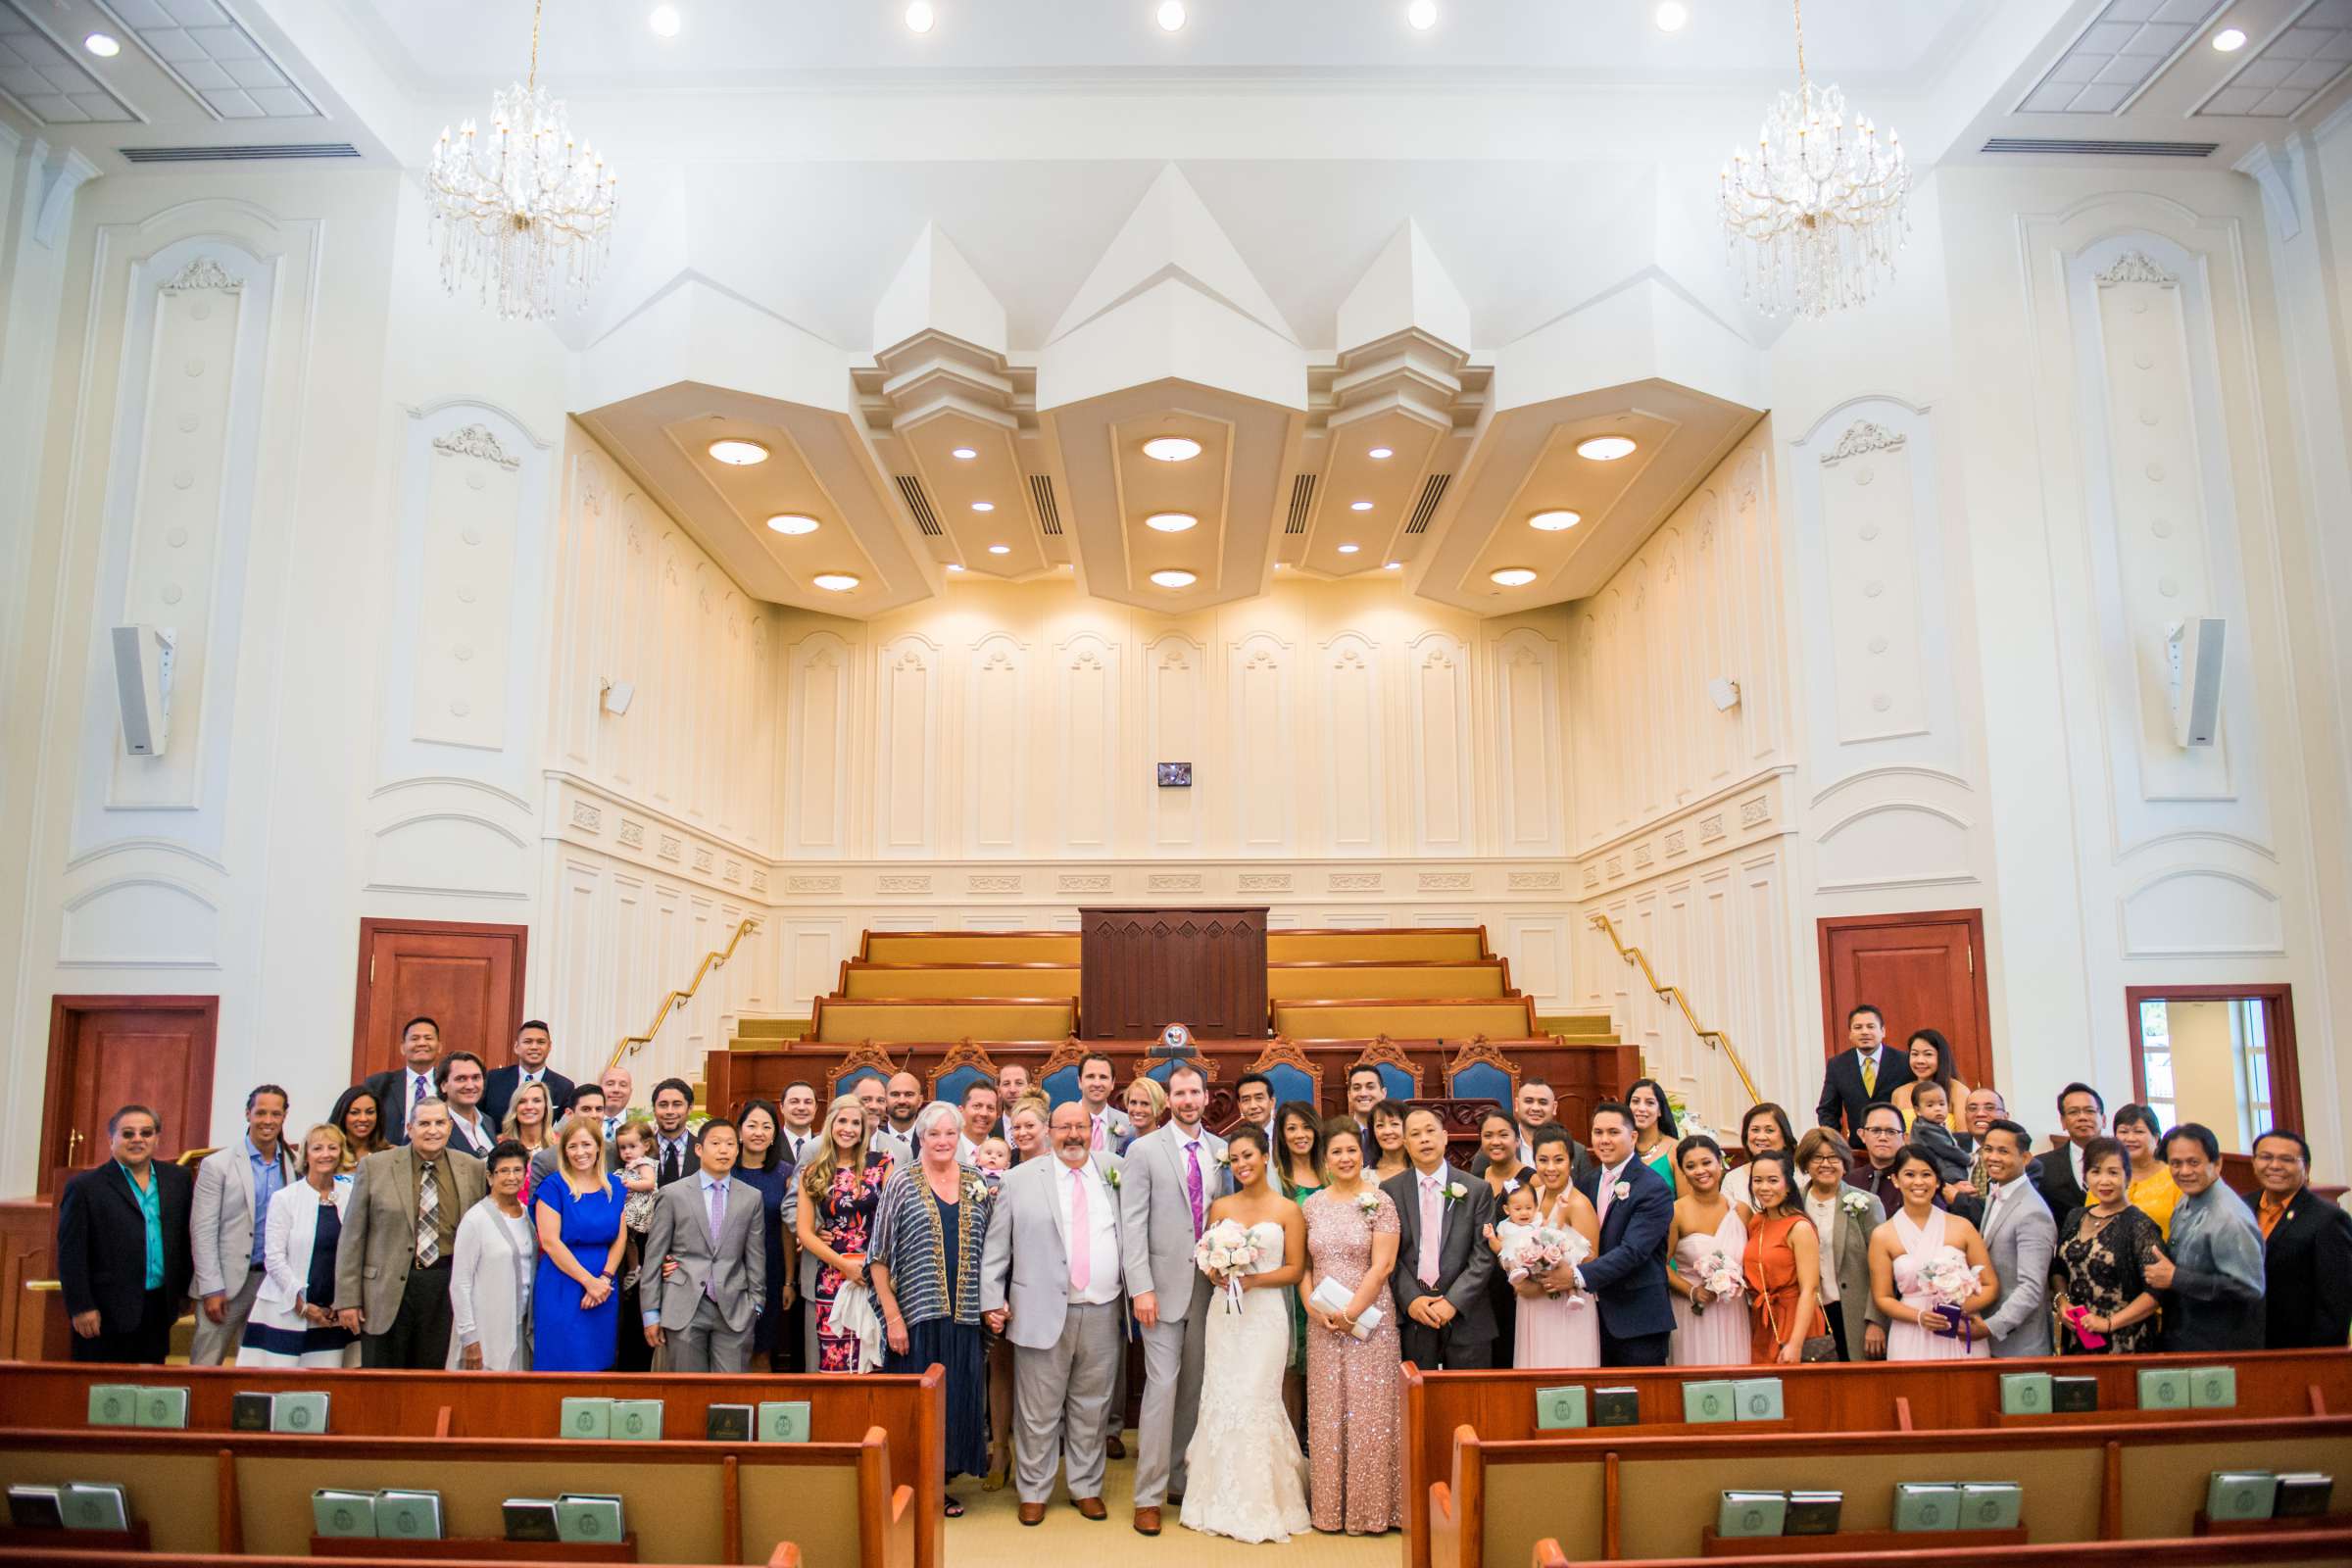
877, 874, 932, 894
1820, 420, 1906, 465
1417, 871, 1474, 892
617, 819, 646, 849
2094, 250, 2179, 287
431, 422, 522, 468
1328, 871, 1383, 892
1238, 871, 1293, 892
1511, 870, 1563, 892
967, 873, 1024, 894
570, 802, 602, 832
787, 875, 842, 895
1057, 873, 1114, 894
1149, 872, 1205, 893
161, 255, 242, 293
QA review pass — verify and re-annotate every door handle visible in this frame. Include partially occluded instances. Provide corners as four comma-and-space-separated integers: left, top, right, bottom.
66, 1127, 84, 1164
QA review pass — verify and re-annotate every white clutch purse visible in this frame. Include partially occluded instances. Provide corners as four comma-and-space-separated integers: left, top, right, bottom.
1309, 1277, 1384, 1341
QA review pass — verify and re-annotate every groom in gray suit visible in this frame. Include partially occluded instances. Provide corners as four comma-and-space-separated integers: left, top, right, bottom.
1967, 1119, 2055, 1357
982, 1101, 1125, 1525
1117, 1060, 1226, 1537
641, 1117, 765, 1372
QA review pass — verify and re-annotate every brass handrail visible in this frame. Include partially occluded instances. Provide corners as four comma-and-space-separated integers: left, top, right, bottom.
606, 916, 761, 1073
1586, 911, 1761, 1106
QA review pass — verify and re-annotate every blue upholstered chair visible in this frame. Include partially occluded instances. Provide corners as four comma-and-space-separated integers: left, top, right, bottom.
1247, 1040, 1321, 1111
931, 1059, 997, 1110
1445, 1038, 1518, 1108
1350, 1040, 1422, 1102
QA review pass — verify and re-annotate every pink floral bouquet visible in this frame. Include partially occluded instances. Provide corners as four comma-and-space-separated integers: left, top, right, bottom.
1690, 1247, 1744, 1316
1915, 1245, 1984, 1346
1195, 1218, 1264, 1313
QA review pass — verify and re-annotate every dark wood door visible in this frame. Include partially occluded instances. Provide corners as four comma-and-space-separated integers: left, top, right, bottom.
350, 918, 528, 1081
37, 995, 219, 1194
1817, 909, 1993, 1091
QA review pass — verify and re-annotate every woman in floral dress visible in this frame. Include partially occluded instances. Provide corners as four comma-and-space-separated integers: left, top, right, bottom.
1299, 1121, 1403, 1535
795, 1093, 894, 1372
2051, 1136, 2165, 1353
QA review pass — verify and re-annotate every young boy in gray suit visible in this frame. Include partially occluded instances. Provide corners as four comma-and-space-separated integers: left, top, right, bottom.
642, 1117, 765, 1373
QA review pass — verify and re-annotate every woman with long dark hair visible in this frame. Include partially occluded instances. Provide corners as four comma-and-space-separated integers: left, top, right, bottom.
1626, 1078, 1680, 1188
734, 1100, 797, 1370
1889, 1029, 1972, 1133
1722, 1102, 1795, 1208
328, 1086, 389, 1171
2111, 1103, 2180, 1238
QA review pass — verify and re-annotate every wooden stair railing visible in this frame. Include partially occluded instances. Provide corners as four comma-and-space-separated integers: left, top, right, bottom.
1586, 911, 1760, 1105
606, 916, 761, 1073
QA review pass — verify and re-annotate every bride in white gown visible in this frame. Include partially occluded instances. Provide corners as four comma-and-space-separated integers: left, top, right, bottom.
1181, 1124, 1313, 1544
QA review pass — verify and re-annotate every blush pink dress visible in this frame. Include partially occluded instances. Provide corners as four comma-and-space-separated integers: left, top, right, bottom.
1669, 1205, 1752, 1367
1512, 1192, 1600, 1370
1302, 1190, 1403, 1535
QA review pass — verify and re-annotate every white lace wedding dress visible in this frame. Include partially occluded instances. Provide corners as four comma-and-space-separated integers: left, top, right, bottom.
1179, 1221, 1313, 1544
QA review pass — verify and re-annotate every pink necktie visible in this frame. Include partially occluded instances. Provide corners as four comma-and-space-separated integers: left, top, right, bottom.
1597, 1166, 1616, 1227
1418, 1176, 1442, 1287
1069, 1168, 1090, 1292
1092, 1114, 1105, 1152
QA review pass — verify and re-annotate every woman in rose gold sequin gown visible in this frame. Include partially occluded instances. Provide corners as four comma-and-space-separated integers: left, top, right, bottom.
1300, 1123, 1404, 1535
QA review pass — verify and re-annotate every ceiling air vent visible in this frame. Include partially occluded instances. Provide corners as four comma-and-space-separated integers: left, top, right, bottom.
1284, 473, 1316, 535
1981, 137, 2217, 158
121, 143, 361, 163
1403, 473, 1452, 536
894, 475, 944, 538
1027, 474, 1063, 536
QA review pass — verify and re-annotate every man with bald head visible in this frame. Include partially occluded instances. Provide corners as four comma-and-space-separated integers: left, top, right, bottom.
599, 1064, 635, 1144
871, 1071, 923, 1167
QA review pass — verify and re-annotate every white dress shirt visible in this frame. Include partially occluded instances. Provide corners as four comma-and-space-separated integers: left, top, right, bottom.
448, 1108, 495, 1157
1057, 1157, 1122, 1305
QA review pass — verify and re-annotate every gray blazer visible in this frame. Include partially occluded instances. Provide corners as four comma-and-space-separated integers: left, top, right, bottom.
1816, 1183, 1888, 1354
1118, 1123, 1229, 1323
981, 1152, 1125, 1350
333, 1146, 489, 1334
642, 1175, 767, 1335
1979, 1176, 2056, 1357
190, 1140, 293, 1299
1383, 1163, 1497, 1335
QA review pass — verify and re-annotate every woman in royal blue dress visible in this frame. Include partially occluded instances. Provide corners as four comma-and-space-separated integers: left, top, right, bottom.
532, 1114, 629, 1371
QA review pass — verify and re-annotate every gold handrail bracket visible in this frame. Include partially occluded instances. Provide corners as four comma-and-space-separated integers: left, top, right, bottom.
607, 916, 761, 1073
1586, 911, 1761, 1106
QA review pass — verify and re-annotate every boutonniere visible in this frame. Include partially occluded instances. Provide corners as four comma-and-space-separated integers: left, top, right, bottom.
1612, 1181, 1632, 1201
1212, 1152, 1231, 1170
1840, 1191, 1871, 1217
1444, 1182, 1467, 1205
1103, 1166, 1122, 1191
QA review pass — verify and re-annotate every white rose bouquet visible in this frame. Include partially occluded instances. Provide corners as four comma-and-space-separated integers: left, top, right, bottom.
1195, 1218, 1263, 1313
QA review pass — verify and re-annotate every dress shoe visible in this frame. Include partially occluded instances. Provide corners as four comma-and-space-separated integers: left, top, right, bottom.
1071, 1496, 1107, 1520
1104, 1433, 1127, 1459
1017, 1503, 1046, 1527
1133, 1505, 1161, 1536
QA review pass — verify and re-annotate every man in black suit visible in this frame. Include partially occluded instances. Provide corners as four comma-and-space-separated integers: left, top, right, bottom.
1384, 1106, 1497, 1368
56, 1103, 196, 1363
2252, 1128, 2352, 1348
650, 1077, 701, 1186
2027, 1082, 2106, 1220
361, 1016, 444, 1147
1815, 1003, 1896, 1145
1570, 1102, 1675, 1366
481, 1018, 575, 1131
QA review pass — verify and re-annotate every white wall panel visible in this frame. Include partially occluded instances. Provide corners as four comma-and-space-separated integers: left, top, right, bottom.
786, 631, 851, 855
1054, 632, 1120, 856
874, 634, 941, 857
1408, 632, 1474, 853
1148, 632, 1205, 851
966, 632, 1026, 855
1318, 632, 1384, 855
1230, 632, 1297, 854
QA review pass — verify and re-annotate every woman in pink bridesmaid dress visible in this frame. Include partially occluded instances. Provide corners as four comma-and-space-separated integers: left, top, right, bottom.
1666, 1135, 1752, 1366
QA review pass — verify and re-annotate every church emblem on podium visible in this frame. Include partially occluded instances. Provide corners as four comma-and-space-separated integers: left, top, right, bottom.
1158, 1022, 1197, 1055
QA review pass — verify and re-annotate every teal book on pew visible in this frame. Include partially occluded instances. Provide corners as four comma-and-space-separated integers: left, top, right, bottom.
1533, 1387, 1587, 1430
758, 1400, 810, 1443
374, 1489, 444, 1541
312, 1491, 376, 1540
559, 1396, 613, 1439
557, 1493, 627, 1544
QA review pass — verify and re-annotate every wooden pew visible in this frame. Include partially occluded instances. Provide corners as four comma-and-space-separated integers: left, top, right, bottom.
1404, 1349, 2352, 1568
1268, 927, 1492, 961
859, 932, 1078, 962
808, 997, 1076, 1043
0, 1552, 813, 1568
1274, 997, 1541, 1039
1264, 960, 1516, 1004
0, 1362, 941, 1568
836, 961, 1083, 1001
1527, 1530, 2352, 1567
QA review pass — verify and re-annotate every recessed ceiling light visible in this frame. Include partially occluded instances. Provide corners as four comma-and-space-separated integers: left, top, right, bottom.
2212, 25, 2247, 51
1143, 435, 1202, 462
1407, 0, 1438, 29
1145, 512, 1199, 533
707, 438, 769, 466
988, 543, 1011, 555
766, 514, 820, 535
971, 501, 995, 512
1338, 543, 1360, 555
1529, 510, 1582, 532
1385, 561, 1401, 569
1156, 0, 1186, 31
947, 564, 964, 572
82, 31, 120, 57
812, 572, 860, 592
1576, 435, 1638, 462
1368, 446, 1394, 460
1653, 2, 1689, 31
1350, 500, 1374, 512
905, 1, 936, 33
1491, 566, 1538, 587
951, 446, 977, 461
649, 5, 681, 37
1151, 568, 1198, 588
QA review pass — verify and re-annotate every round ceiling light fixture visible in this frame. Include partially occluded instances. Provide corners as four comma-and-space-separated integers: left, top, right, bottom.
707, 438, 769, 466
649, 5, 681, 37
1407, 0, 1438, 30
1654, 2, 1689, 31
1491, 566, 1538, 587
1151, 568, 1199, 588
1337, 543, 1360, 555
1143, 434, 1202, 462
1145, 512, 1199, 532
765, 514, 820, 535
970, 500, 995, 512
1368, 446, 1394, 460
946, 564, 964, 572
951, 446, 977, 460
2212, 25, 2247, 50
1156, 0, 1186, 31
82, 30, 121, 56
1349, 500, 1374, 512
1576, 435, 1638, 462
1385, 561, 1401, 569
812, 572, 860, 592
987, 543, 1011, 555
1529, 509, 1582, 531
905, 1, 936, 33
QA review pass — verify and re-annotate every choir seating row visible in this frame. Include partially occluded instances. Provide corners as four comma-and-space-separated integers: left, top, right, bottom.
834, 956, 1517, 1004
1405, 1348, 2352, 1568
807, 992, 1548, 1044
0, 1363, 938, 1568
1526, 1528, 2352, 1567
856, 925, 1493, 963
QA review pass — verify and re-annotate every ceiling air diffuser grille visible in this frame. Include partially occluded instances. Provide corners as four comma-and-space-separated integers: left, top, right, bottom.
121, 143, 361, 163
1027, 474, 1062, 536
894, 475, 944, 538
1980, 137, 2216, 157
1403, 474, 1452, 536
1284, 473, 1316, 535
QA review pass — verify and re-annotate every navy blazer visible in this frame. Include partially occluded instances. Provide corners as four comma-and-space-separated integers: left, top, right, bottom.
481, 1064, 576, 1131
1573, 1157, 1675, 1339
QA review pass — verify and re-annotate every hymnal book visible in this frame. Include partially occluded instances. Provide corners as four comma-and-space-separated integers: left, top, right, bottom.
5, 1485, 64, 1531
2050, 1375, 2099, 1413
59, 1483, 128, 1533
271, 1391, 329, 1433
2205, 1470, 2278, 1522
2187, 1364, 2237, 1408
612, 1398, 663, 1441
758, 1400, 810, 1443
134, 1387, 188, 1429
312, 1490, 377, 1539
86, 1384, 139, 1427
706, 1403, 754, 1443
1731, 1377, 1785, 1421
1891, 1482, 1961, 1532
1998, 1371, 2051, 1415
1533, 1386, 1587, 1431
1715, 1491, 1786, 1538
1681, 1380, 1736, 1424
374, 1489, 444, 1541
2274, 1473, 2335, 1517
559, 1396, 613, 1439
1783, 1491, 1841, 1536
502, 1498, 563, 1543
1592, 1387, 1641, 1427
2135, 1366, 2190, 1410
231, 1393, 274, 1433
1307, 1277, 1384, 1339
1960, 1482, 2023, 1530
556, 1493, 626, 1544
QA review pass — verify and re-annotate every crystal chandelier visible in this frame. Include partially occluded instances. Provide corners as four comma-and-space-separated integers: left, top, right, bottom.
1718, 0, 1908, 319
424, 0, 617, 321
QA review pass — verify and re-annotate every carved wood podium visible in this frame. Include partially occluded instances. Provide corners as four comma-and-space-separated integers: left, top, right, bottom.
1078, 906, 1268, 1039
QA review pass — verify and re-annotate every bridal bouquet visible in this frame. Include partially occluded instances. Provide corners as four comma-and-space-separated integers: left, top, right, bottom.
1915, 1245, 1984, 1347
1195, 1219, 1263, 1314
1501, 1225, 1589, 1284
1689, 1247, 1743, 1317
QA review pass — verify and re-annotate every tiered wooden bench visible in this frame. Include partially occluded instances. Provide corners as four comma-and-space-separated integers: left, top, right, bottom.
0, 1363, 940, 1568
858, 932, 1077, 962
1269, 927, 1492, 962
836, 961, 1081, 1001
808, 997, 1076, 1043
1273, 996, 1541, 1040
1265, 959, 1517, 1003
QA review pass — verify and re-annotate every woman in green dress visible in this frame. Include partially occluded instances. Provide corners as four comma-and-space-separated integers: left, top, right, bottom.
1273, 1100, 1325, 1435
1627, 1078, 1682, 1193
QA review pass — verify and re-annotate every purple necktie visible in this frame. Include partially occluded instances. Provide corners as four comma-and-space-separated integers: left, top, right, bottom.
1184, 1142, 1205, 1239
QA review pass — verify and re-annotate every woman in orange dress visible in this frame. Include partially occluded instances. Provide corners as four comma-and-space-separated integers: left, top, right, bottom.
1739, 1150, 1829, 1365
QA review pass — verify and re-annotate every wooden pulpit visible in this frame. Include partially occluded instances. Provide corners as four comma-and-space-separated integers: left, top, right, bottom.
1077, 906, 1269, 1040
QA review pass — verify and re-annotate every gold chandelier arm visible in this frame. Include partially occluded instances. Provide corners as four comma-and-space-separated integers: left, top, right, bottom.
528, 0, 545, 92
1791, 0, 1806, 84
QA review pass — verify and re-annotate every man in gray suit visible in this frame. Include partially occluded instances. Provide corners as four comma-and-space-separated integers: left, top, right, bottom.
1117, 1060, 1226, 1537
332, 1099, 489, 1367
641, 1116, 765, 1372
1968, 1119, 2056, 1358
189, 1084, 294, 1364
982, 1101, 1124, 1526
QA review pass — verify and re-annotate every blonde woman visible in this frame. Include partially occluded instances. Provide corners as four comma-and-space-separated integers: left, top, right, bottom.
237, 1125, 358, 1368
1125, 1076, 1168, 1140
501, 1080, 555, 1201
532, 1115, 628, 1371
797, 1093, 893, 1372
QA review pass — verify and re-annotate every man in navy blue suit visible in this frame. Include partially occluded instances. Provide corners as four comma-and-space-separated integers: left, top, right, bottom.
1570, 1101, 1675, 1366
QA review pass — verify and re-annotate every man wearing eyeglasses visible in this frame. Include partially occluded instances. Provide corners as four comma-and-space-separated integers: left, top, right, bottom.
1845, 1104, 1936, 1211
